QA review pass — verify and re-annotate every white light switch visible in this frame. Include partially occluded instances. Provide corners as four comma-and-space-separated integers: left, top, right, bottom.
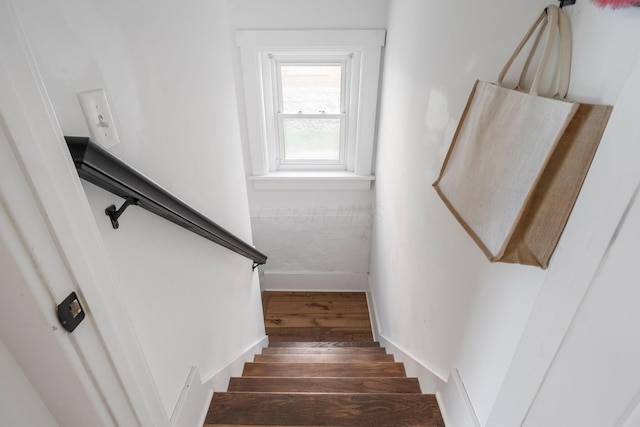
78, 89, 121, 148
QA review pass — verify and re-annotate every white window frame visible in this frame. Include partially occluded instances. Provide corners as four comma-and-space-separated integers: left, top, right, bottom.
237, 30, 385, 190
275, 57, 348, 170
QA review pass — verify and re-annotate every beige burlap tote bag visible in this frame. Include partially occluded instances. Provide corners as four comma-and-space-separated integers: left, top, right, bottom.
433, 5, 612, 268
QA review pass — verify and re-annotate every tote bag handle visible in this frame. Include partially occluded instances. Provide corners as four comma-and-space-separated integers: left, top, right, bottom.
517, 6, 572, 98
496, 5, 566, 97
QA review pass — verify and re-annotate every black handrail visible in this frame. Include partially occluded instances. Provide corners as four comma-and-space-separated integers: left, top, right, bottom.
65, 136, 267, 267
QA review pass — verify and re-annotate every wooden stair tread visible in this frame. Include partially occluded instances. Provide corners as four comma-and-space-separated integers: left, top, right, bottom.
268, 341, 380, 348
243, 362, 406, 378
254, 354, 394, 363
267, 327, 374, 343
228, 377, 422, 393
206, 392, 445, 426
261, 347, 386, 355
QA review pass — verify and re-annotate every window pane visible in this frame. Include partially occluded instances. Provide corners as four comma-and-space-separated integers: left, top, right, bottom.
283, 118, 341, 161
281, 65, 342, 114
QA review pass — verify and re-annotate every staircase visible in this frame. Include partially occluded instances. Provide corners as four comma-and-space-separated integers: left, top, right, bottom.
204, 292, 445, 427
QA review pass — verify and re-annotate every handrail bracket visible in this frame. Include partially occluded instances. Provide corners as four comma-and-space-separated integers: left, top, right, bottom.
105, 197, 139, 229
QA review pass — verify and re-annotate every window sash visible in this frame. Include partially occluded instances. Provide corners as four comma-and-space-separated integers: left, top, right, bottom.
272, 57, 350, 169
277, 113, 346, 167
276, 60, 347, 115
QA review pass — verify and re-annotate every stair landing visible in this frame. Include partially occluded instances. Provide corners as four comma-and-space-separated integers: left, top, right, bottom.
262, 291, 374, 343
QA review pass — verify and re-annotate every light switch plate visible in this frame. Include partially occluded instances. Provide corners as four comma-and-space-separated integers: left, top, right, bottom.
78, 89, 120, 149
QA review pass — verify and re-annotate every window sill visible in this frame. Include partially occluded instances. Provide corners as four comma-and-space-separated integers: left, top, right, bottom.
248, 172, 375, 191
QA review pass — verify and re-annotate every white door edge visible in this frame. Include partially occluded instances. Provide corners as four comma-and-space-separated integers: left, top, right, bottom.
0, 0, 169, 425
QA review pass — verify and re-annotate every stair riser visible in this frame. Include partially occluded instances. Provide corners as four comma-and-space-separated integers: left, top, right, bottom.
254, 354, 395, 363
243, 362, 407, 378
261, 347, 386, 355
268, 341, 380, 348
228, 377, 422, 394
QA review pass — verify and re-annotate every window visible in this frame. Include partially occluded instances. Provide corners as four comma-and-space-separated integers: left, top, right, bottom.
277, 62, 345, 167
237, 30, 385, 190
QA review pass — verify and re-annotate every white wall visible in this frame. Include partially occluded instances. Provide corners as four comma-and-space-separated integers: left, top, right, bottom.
372, 0, 640, 425
228, 0, 388, 289
0, 338, 59, 427
371, 0, 549, 413
14, 0, 265, 417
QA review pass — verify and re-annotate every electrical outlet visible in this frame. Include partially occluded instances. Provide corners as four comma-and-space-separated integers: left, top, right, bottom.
78, 89, 120, 149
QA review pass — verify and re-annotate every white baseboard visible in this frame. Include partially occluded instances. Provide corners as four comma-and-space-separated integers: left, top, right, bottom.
437, 369, 481, 427
378, 334, 447, 393
365, 276, 381, 342
366, 278, 444, 392
207, 336, 269, 392
169, 366, 213, 427
365, 290, 380, 342
170, 336, 268, 427
261, 271, 368, 291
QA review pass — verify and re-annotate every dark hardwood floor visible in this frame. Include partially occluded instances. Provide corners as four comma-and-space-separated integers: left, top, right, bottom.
262, 291, 374, 342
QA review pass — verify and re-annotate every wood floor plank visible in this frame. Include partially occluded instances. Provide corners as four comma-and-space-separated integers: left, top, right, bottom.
262, 292, 373, 343
265, 301, 370, 315
265, 313, 372, 328
254, 354, 394, 363
242, 362, 406, 378
266, 327, 373, 343
261, 347, 386, 355
228, 377, 422, 394
268, 341, 380, 348
265, 291, 368, 301
206, 393, 445, 426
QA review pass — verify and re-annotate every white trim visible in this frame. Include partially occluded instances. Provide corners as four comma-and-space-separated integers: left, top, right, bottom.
169, 367, 213, 427
365, 288, 380, 343
437, 369, 481, 427
237, 30, 384, 179
621, 397, 640, 427
205, 336, 269, 391
378, 334, 447, 393
170, 336, 268, 427
275, 58, 349, 168
261, 271, 368, 292
367, 275, 446, 392
0, 183, 114, 426
351, 45, 382, 176
236, 30, 386, 48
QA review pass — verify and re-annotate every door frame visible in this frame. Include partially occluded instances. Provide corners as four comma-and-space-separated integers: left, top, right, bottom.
0, 1, 169, 425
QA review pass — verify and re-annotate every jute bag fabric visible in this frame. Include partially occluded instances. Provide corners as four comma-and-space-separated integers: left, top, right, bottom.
433, 5, 612, 268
